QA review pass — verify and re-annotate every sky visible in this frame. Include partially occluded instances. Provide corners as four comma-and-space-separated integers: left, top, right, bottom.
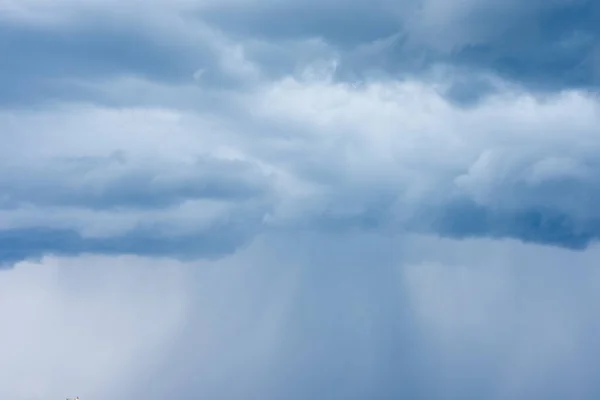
1, 0, 600, 398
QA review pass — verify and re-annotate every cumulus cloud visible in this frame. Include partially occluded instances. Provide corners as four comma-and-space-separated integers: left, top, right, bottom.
1, 74, 600, 263
2, 0, 600, 398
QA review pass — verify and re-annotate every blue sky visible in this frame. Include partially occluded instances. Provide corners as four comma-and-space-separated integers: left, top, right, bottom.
1, 0, 600, 398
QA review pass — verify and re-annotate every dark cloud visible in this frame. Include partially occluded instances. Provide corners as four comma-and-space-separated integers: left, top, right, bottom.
0, 16, 204, 79
199, 0, 600, 93
198, 0, 402, 47
0, 15, 236, 107
295, 196, 599, 251
429, 200, 597, 250
0, 219, 261, 268
0, 153, 272, 209
445, 0, 600, 92
2, 0, 597, 109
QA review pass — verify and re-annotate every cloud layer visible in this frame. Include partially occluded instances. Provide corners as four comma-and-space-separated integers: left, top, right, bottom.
1, 78, 599, 263
2, 1, 600, 399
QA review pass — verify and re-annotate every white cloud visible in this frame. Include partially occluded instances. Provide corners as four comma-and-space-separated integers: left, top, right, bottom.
2, 75, 600, 253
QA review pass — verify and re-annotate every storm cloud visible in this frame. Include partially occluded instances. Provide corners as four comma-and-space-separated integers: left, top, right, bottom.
1, 1, 600, 399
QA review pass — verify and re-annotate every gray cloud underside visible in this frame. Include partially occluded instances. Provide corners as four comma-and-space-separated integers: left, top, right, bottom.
1, 0, 598, 108
0, 153, 271, 209
201, 0, 600, 90
2, 0, 598, 103
0, 224, 255, 267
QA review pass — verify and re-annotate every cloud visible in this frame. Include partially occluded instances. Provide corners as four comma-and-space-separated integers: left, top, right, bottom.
3, 0, 597, 108
196, 0, 600, 91
1, 73, 600, 265
3, 2, 600, 397
0, 152, 270, 209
